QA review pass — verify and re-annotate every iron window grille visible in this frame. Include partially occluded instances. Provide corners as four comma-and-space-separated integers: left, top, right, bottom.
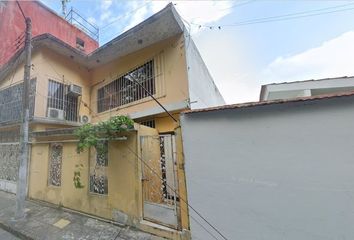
139, 119, 156, 128
89, 143, 108, 195
48, 143, 63, 187
97, 60, 155, 113
47, 80, 79, 122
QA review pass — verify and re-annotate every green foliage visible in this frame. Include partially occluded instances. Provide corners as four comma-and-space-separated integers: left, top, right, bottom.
74, 115, 134, 154
73, 164, 85, 189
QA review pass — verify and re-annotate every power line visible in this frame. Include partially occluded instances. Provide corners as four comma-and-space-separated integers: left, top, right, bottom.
218, 0, 256, 11
126, 145, 230, 240
16, 1, 26, 20
189, 2, 354, 29
100, 1, 152, 31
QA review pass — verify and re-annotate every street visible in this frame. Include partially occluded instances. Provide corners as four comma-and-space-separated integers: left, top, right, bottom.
0, 228, 19, 240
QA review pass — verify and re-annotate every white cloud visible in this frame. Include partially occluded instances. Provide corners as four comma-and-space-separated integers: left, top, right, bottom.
122, 1, 150, 32
262, 31, 354, 84
102, 0, 113, 11
149, 1, 233, 33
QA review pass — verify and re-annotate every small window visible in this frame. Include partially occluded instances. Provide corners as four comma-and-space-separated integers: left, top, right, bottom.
89, 175, 108, 195
76, 37, 85, 50
139, 119, 155, 128
49, 143, 63, 187
96, 141, 108, 166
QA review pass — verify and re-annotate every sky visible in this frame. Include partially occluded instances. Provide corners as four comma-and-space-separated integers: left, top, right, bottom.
40, 0, 354, 104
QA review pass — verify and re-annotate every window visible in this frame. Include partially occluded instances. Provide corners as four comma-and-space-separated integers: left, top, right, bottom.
97, 60, 155, 113
139, 119, 155, 128
96, 141, 108, 166
48, 80, 65, 110
48, 143, 63, 187
47, 80, 78, 122
76, 37, 85, 50
89, 142, 108, 195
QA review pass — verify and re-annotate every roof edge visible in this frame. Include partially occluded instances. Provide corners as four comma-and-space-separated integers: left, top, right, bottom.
183, 90, 354, 114
262, 75, 354, 87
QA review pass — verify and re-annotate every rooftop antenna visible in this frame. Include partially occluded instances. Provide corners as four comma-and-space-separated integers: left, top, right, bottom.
61, 0, 70, 17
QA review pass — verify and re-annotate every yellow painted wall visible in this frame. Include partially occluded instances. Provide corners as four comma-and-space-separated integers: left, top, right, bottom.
90, 35, 189, 127
1, 33, 191, 239
0, 34, 188, 135
29, 130, 138, 222
34, 48, 91, 119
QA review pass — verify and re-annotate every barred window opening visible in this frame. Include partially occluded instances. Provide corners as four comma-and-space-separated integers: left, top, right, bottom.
49, 143, 63, 187
47, 80, 78, 122
97, 60, 155, 113
89, 142, 108, 195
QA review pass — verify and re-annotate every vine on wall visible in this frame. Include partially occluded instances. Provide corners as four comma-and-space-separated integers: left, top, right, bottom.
75, 115, 134, 155
73, 116, 134, 189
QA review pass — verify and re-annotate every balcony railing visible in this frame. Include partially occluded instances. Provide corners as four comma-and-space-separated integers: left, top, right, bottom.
65, 8, 99, 41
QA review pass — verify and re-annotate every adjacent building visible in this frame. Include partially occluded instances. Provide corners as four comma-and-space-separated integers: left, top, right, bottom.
181, 92, 354, 239
260, 76, 354, 101
0, 3, 224, 239
0, 1, 99, 67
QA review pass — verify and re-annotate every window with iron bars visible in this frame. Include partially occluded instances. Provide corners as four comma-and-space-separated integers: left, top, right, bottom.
48, 143, 63, 187
47, 80, 79, 122
97, 60, 155, 113
89, 142, 108, 195
139, 119, 156, 128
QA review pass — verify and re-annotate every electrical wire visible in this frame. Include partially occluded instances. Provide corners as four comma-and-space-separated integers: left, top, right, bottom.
16, 1, 26, 20
126, 145, 230, 240
100, 1, 152, 30
189, 2, 354, 29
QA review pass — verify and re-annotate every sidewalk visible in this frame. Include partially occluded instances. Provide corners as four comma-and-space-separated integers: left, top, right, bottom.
0, 191, 164, 240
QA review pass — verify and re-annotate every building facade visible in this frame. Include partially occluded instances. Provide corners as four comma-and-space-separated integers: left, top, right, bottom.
0, 3, 224, 239
181, 93, 354, 239
0, 1, 98, 67
260, 76, 354, 101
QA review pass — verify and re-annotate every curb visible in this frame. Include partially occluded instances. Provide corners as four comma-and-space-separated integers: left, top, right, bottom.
0, 220, 34, 240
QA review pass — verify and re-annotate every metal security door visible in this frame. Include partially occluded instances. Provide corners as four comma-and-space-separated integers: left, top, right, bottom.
140, 134, 179, 228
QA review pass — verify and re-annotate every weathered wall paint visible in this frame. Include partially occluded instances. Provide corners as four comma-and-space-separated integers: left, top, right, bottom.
184, 37, 225, 109
0, 1, 98, 66
29, 124, 189, 239
90, 35, 189, 127
181, 96, 354, 239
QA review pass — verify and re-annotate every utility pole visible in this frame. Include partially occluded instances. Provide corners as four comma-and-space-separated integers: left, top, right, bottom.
15, 17, 32, 219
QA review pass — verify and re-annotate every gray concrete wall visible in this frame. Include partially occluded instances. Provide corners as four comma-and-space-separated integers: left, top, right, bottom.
185, 38, 225, 109
181, 96, 354, 240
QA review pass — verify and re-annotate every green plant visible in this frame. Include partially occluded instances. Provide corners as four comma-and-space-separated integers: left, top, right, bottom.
75, 115, 134, 155
73, 164, 85, 189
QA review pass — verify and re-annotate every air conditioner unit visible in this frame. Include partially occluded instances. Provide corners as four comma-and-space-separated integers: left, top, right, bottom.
79, 115, 90, 124
48, 108, 65, 120
67, 84, 82, 97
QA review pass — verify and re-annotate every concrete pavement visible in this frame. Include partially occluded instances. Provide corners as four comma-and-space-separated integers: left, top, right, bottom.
0, 191, 164, 240
0, 228, 20, 240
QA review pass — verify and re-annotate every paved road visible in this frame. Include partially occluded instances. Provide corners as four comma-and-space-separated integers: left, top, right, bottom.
0, 228, 19, 240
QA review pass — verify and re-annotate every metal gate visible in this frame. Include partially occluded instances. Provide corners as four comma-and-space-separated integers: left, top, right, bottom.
140, 134, 180, 228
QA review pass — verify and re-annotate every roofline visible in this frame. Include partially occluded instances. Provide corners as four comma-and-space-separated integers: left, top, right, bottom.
33, 0, 98, 43
0, 3, 183, 82
89, 3, 179, 57
261, 75, 354, 88
183, 90, 354, 114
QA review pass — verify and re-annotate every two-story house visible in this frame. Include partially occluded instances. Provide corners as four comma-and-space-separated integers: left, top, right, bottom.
0, 3, 224, 239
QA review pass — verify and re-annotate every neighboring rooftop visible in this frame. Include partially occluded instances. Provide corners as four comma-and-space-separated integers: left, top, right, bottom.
260, 76, 354, 101
183, 91, 354, 114
0, 3, 184, 82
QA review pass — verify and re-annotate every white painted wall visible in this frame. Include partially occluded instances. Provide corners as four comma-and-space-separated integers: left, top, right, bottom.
261, 76, 354, 101
185, 38, 225, 109
181, 96, 354, 240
